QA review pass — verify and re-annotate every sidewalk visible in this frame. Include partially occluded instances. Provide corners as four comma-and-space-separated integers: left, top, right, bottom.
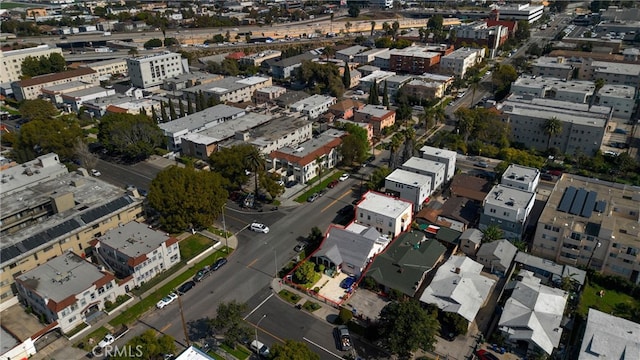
269, 278, 339, 323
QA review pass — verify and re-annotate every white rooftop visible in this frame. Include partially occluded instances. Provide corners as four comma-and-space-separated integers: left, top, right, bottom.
358, 191, 413, 218
360, 70, 396, 83
256, 85, 286, 94
98, 222, 172, 259
501, 94, 611, 127
513, 75, 596, 95
158, 104, 245, 134
290, 94, 336, 110
501, 164, 540, 183
390, 46, 441, 59
402, 157, 446, 173
0, 153, 68, 197
591, 60, 640, 76
175, 346, 217, 360
600, 84, 636, 99
484, 184, 535, 209
420, 145, 456, 159
386, 169, 431, 187
357, 104, 392, 118
443, 47, 483, 59
196, 112, 272, 142
578, 308, 640, 360
419, 255, 495, 322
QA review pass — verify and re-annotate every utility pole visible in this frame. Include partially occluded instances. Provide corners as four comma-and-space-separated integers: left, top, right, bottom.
178, 295, 190, 347
222, 204, 228, 252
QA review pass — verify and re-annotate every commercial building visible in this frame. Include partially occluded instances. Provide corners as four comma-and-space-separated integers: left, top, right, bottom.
289, 94, 337, 119
11, 68, 98, 101
454, 22, 509, 54
500, 95, 611, 155
353, 48, 390, 65
400, 156, 446, 192
161, 72, 223, 92
239, 50, 281, 67
532, 174, 640, 283
14, 252, 128, 333
578, 309, 640, 360
439, 47, 485, 78
419, 255, 495, 324
0, 44, 63, 84
268, 130, 343, 185
479, 184, 536, 240
501, 164, 540, 192
493, 3, 544, 23
389, 46, 441, 74
83, 93, 161, 118
385, 169, 432, 211
0, 154, 144, 310
220, 114, 311, 155
127, 51, 187, 89
40, 81, 96, 105
355, 191, 413, 239
419, 146, 457, 182
80, 58, 128, 81
353, 105, 396, 135
93, 222, 180, 287
498, 271, 568, 356
183, 76, 272, 104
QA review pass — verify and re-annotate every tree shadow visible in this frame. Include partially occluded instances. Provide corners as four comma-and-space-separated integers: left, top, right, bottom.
187, 317, 212, 341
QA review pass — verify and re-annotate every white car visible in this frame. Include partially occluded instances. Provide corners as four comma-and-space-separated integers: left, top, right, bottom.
98, 334, 115, 349
250, 222, 269, 233
339, 173, 350, 181
90, 169, 102, 177
156, 293, 178, 309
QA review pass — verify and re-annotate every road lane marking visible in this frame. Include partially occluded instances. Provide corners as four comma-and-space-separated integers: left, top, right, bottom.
160, 323, 172, 332
321, 189, 352, 213
303, 337, 343, 359
257, 326, 285, 344
243, 293, 273, 320
247, 258, 258, 268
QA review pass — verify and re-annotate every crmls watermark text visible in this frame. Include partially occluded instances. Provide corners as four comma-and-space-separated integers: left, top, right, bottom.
92, 345, 144, 358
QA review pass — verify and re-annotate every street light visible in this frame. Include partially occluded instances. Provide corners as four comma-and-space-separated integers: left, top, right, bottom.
255, 314, 267, 346
221, 204, 228, 252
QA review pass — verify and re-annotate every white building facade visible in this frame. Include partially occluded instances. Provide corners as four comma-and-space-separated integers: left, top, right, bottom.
419, 146, 457, 183
355, 191, 413, 239
385, 169, 432, 211
127, 51, 187, 89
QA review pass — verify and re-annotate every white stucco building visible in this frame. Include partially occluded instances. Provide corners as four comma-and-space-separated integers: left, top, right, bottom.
127, 51, 187, 89
400, 156, 447, 192
385, 169, 432, 212
355, 191, 413, 239
419, 146, 457, 183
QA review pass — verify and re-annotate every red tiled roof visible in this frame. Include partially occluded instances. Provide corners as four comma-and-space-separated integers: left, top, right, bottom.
105, 105, 128, 114
127, 254, 148, 267
226, 52, 245, 60
270, 137, 342, 167
93, 272, 115, 289
46, 295, 76, 313
18, 68, 96, 87
165, 237, 179, 247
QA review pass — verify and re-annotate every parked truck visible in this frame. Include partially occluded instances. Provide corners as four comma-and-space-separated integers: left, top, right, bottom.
103, 31, 112, 36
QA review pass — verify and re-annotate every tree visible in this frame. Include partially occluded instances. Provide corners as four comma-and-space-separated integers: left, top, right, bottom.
178, 99, 185, 117
151, 106, 158, 123
370, 21, 376, 36
210, 301, 252, 349
342, 65, 351, 88
541, 117, 563, 150
344, 21, 352, 35
348, 6, 360, 18
482, 224, 503, 242
209, 144, 257, 190
19, 99, 58, 120
148, 166, 227, 233
73, 139, 98, 170
442, 312, 468, 336
111, 329, 175, 360
382, 81, 389, 107
244, 147, 264, 197
402, 128, 416, 163
368, 166, 392, 190
98, 113, 165, 162
492, 64, 518, 99
294, 261, 316, 284
391, 21, 400, 40
389, 133, 404, 170
168, 100, 177, 120
378, 300, 440, 359
143, 38, 163, 49
12, 118, 83, 162
128, 48, 139, 56
339, 123, 369, 165
427, 15, 443, 32
271, 340, 320, 360
160, 101, 169, 122
468, 75, 482, 105
338, 307, 353, 324
515, 20, 531, 42
187, 97, 194, 114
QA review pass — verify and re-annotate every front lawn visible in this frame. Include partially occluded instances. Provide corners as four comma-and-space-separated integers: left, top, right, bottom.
577, 282, 637, 317
294, 172, 344, 203
302, 300, 321, 312
278, 289, 301, 304
220, 344, 251, 360
75, 326, 109, 349
180, 234, 215, 260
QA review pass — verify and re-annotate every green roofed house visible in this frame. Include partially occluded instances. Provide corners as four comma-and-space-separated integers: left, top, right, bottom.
366, 231, 446, 297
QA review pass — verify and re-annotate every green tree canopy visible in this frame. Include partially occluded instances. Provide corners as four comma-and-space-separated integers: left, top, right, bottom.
110, 329, 175, 360
19, 99, 59, 120
210, 301, 252, 349
148, 166, 228, 233
271, 340, 320, 360
12, 117, 83, 162
97, 113, 165, 161
143, 38, 163, 49
293, 261, 316, 284
492, 64, 518, 99
209, 144, 256, 191
378, 299, 440, 359
482, 224, 504, 242
515, 20, 531, 42
20, 53, 66, 78
368, 166, 392, 191
295, 60, 344, 98
339, 123, 369, 166
348, 6, 360, 18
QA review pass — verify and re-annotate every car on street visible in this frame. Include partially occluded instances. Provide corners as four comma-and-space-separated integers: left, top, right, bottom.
90, 169, 102, 177
250, 222, 270, 233
339, 173, 350, 181
250, 340, 270, 357
211, 257, 228, 271
307, 193, 319, 202
335, 325, 352, 351
294, 242, 307, 252
156, 293, 178, 309
177, 280, 196, 295
339, 204, 354, 216
193, 267, 211, 282
475, 349, 500, 360
540, 173, 554, 181
340, 276, 357, 289
327, 180, 339, 188
98, 334, 115, 349
475, 161, 489, 168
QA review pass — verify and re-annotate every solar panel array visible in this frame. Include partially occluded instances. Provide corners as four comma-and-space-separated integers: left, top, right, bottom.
557, 186, 604, 218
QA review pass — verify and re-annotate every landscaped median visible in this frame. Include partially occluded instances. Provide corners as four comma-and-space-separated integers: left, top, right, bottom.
294, 172, 345, 203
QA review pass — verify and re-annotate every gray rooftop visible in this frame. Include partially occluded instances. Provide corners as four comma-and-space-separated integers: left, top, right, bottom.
501, 164, 540, 183
501, 94, 611, 127
256, 85, 286, 94
513, 75, 596, 95
578, 308, 640, 360
477, 239, 518, 270
81, 58, 126, 68
357, 65, 381, 72
182, 76, 269, 96
42, 80, 93, 92
532, 56, 575, 69
591, 60, 640, 76
389, 46, 441, 59
337, 45, 368, 57
272, 52, 317, 68
16, 252, 108, 303
599, 84, 636, 99
384, 74, 413, 84
275, 129, 344, 158
357, 191, 413, 218
484, 184, 535, 209
443, 47, 483, 59
514, 252, 586, 286
158, 104, 245, 135
416, 73, 454, 83
357, 48, 389, 57
360, 71, 396, 83
162, 71, 221, 84
193, 112, 272, 142
98, 221, 171, 258
0, 153, 68, 197
402, 157, 446, 173
314, 225, 386, 272
247, 115, 309, 147
460, 228, 483, 245
62, 86, 111, 98
357, 104, 393, 118
386, 169, 431, 187
420, 145, 456, 159
290, 94, 336, 111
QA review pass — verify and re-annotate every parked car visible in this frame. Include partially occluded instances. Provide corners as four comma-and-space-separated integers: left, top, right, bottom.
540, 173, 554, 181
339, 173, 350, 181
294, 242, 307, 252
340, 276, 356, 289
98, 334, 115, 349
475, 349, 500, 360
211, 257, 227, 271
327, 180, 339, 188
475, 161, 489, 168
335, 325, 352, 351
177, 281, 196, 295
285, 180, 298, 188
193, 266, 211, 282
90, 169, 102, 177
250, 222, 270, 233
307, 193, 319, 202
156, 293, 178, 309
250, 340, 270, 358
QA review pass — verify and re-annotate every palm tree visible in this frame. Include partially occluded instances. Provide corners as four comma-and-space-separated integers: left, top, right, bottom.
482, 224, 503, 243
402, 128, 416, 163
345, 21, 352, 35
315, 155, 323, 184
422, 107, 436, 131
244, 149, 264, 197
388, 133, 403, 170
370, 21, 376, 37
433, 103, 446, 125
541, 117, 563, 150
323, 45, 335, 61
469, 75, 481, 106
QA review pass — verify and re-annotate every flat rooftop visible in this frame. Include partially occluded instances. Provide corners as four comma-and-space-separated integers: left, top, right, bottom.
416, 73, 453, 82
502, 164, 540, 182
41, 80, 92, 92
256, 85, 286, 94
0, 153, 68, 197
358, 104, 392, 118
600, 84, 636, 99
248, 115, 309, 146
82, 58, 126, 68
532, 56, 575, 69
484, 184, 535, 209
290, 94, 335, 110
195, 112, 272, 142
360, 70, 396, 83
99, 221, 170, 258
357, 191, 413, 218
337, 45, 368, 56
62, 86, 110, 98
390, 46, 440, 59
402, 157, 446, 173
275, 129, 344, 158
420, 146, 456, 159
513, 75, 596, 94
183, 76, 268, 96
501, 94, 611, 127
386, 169, 431, 187
591, 60, 640, 76
158, 104, 245, 134
443, 47, 482, 59
16, 252, 106, 303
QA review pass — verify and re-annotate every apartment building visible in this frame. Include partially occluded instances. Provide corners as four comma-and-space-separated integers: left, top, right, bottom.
400, 156, 446, 192
183, 76, 272, 104
493, 3, 544, 23
93, 222, 180, 287
479, 184, 536, 240
268, 130, 343, 185
270, 52, 317, 79
0, 154, 144, 310
161, 72, 223, 92
598, 84, 637, 121
500, 95, 611, 155
389, 46, 441, 74
220, 115, 312, 155
532, 57, 580, 80
532, 174, 640, 283
0, 44, 63, 83
384, 75, 413, 98
80, 58, 128, 80
501, 164, 540, 192
239, 50, 281, 67
385, 169, 432, 211
358, 70, 396, 92
14, 252, 128, 333
328, 99, 365, 120
11, 68, 98, 101
353, 105, 396, 135
439, 47, 485, 78
61, 86, 117, 112
578, 59, 640, 88
355, 191, 413, 239
454, 22, 509, 53
127, 51, 187, 89
255, 86, 287, 104
289, 94, 337, 119
354, 48, 390, 65
335, 45, 368, 63
401, 79, 445, 100
419, 146, 457, 182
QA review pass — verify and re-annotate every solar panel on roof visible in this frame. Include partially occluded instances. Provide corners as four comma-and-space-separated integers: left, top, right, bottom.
0, 245, 22, 263
47, 219, 81, 239
581, 191, 597, 218
570, 188, 588, 215
558, 186, 576, 213
595, 200, 607, 213
81, 196, 133, 224
22, 233, 50, 251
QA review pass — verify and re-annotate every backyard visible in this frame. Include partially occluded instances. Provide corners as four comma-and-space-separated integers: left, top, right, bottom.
577, 282, 637, 318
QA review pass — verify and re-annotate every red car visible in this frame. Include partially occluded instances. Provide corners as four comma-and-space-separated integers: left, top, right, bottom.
327, 180, 339, 188
475, 349, 500, 360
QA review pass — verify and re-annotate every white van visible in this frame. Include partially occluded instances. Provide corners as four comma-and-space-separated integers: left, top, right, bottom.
250, 340, 270, 357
